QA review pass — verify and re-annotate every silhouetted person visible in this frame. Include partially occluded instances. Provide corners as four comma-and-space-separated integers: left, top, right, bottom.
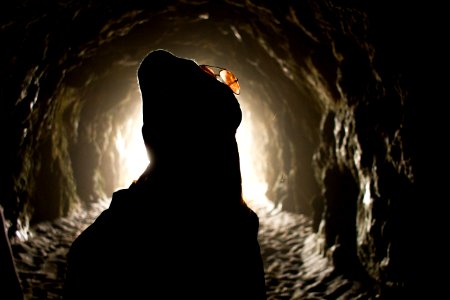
63, 49, 266, 300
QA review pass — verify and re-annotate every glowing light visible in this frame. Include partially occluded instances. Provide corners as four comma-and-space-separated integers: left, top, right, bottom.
363, 180, 372, 207
236, 107, 272, 208
114, 96, 271, 209
115, 107, 149, 189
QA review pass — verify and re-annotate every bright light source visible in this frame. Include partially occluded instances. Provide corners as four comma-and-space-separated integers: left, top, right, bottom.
115, 107, 149, 189
115, 97, 272, 209
236, 105, 273, 209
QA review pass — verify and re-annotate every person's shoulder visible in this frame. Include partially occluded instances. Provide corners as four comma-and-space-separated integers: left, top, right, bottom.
109, 187, 135, 210
244, 204, 260, 229
68, 208, 112, 253
223, 202, 260, 234
239, 201, 259, 220
108, 183, 144, 217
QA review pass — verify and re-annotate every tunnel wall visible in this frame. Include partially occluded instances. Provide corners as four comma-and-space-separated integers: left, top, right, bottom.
1, 0, 323, 233
308, 1, 439, 294
1, 0, 440, 294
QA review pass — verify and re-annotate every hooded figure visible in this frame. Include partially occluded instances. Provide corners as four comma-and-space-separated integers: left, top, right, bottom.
63, 49, 266, 300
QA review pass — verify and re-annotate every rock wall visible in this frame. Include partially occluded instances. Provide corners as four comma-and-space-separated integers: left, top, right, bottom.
0, 0, 441, 295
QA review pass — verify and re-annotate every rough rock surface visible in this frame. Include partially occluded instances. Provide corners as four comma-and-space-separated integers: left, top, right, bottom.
13, 200, 375, 300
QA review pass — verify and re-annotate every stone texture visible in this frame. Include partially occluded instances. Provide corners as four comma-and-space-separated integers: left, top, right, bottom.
1, 0, 442, 297
13, 200, 376, 299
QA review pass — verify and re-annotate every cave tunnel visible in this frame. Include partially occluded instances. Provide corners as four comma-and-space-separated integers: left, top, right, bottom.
0, 1, 444, 299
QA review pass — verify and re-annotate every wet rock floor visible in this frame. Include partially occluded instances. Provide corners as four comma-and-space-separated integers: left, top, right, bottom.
12, 199, 376, 299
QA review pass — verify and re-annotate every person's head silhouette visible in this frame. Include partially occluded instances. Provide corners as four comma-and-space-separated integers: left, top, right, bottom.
136, 49, 243, 202
137, 49, 241, 161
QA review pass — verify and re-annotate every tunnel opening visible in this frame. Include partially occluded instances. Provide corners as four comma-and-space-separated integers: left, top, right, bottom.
108, 84, 275, 209
57, 48, 311, 215
20, 2, 322, 225
113, 103, 148, 190
1, 1, 438, 299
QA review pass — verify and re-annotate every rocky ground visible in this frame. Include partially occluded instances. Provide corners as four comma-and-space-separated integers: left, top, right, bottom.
12, 199, 376, 300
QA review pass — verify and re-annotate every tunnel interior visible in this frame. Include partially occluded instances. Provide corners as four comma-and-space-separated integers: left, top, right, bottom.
1, 0, 442, 298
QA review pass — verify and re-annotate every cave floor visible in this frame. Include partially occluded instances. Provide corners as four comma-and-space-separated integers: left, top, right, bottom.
12, 199, 375, 300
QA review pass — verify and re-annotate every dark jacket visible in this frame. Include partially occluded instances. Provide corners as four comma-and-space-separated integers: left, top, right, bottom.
63, 181, 266, 300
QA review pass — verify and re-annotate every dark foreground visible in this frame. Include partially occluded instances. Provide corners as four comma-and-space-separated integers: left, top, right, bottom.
12, 199, 375, 299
